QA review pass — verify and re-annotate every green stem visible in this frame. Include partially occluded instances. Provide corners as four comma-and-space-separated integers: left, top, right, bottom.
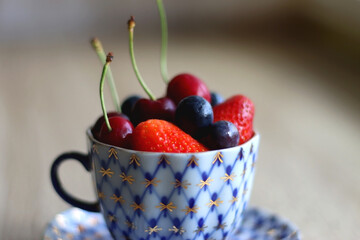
99, 53, 114, 132
156, 0, 169, 84
128, 17, 156, 101
91, 38, 121, 112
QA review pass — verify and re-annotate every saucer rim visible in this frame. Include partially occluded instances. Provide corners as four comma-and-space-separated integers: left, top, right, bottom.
43, 206, 301, 240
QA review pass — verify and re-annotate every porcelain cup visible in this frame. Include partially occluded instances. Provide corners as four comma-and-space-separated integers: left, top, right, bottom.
51, 129, 260, 240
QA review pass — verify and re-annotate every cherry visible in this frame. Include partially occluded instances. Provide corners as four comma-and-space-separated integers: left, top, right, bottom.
96, 53, 134, 148
98, 116, 134, 148
130, 97, 176, 126
92, 112, 129, 139
156, 2, 211, 106
201, 121, 240, 150
166, 73, 211, 105
175, 96, 213, 139
90, 38, 120, 112
127, 17, 176, 126
156, 0, 169, 84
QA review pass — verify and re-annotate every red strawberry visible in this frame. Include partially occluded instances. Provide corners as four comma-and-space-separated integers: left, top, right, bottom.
213, 95, 254, 144
131, 119, 208, 153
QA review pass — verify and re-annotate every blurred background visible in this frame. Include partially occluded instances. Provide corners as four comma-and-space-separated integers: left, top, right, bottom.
1, 0, 359, 239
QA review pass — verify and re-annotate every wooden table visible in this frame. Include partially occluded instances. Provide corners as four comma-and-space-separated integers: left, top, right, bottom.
1, 35, 359, 239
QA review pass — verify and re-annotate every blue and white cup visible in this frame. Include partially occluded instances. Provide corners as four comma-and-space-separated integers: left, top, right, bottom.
51, 129, 260, 240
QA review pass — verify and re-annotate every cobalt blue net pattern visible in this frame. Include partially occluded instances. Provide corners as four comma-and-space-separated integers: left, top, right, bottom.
43, 207, 301, 240
88, 133, 260, 240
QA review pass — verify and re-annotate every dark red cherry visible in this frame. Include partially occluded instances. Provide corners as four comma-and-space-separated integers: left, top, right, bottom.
91, 112, 129, 139
130, 97, 176, 126
166, 73, 211, 105
98, 116, 134, 148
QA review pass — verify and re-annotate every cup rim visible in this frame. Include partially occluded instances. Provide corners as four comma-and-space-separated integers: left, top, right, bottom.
87, 128, 259, 156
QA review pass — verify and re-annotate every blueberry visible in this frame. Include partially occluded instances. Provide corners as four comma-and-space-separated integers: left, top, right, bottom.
201, 121, 240, 150
175, 96, 214, 139
210, 92, 224, 106
121, 95, 142, 117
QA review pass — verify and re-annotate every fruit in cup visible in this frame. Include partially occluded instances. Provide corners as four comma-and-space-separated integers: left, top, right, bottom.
213, 95, 255, 144
166, 73, 211, 105
201, 120, 240, 150
210, 92, 224, 106
130, 97, 175, 126
90, 37, 121, 112
96, 53, 134, 148
156, 0, 212, 107
121, 95, 142, 117
98, 116, 134, 148
131, 119, 208, 153
127, 16, 176, 126
89, 2, 255, 152
175, 95, 213, 139
91, 112, 129, 139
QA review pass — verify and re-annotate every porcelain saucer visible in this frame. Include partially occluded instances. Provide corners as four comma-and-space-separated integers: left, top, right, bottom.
43, 207, 301, 240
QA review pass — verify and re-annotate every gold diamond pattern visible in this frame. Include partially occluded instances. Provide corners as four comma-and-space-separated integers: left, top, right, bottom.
169, 226, 186, 235
99, 167, 114, 177
88, 139, 259, 239
129, 154, 140, 166
119, 172, 135, 184
172, 179, 191, 189
197, 177, 214, 189
187, 156, 199, 167
110, 194, 125, 204
158, 155, 170, 165
207, 198, 223, 207
212, 152, 223, 165
156, 202, 177, 212
145, 226, 162, 235
182, 205, 200, 215
221, 173, 236, 182
142, 177, 161, 188
108, 148, 118, 159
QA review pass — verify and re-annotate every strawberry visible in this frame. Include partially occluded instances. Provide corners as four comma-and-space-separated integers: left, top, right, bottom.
213, 95, 254, 144
131, 119, 208, 153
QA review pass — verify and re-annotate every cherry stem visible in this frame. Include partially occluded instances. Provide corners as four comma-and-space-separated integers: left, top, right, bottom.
128, 16, 156, 101
91, 38, 121, 112
100, 53, 114, 132
156, 0, 169, 84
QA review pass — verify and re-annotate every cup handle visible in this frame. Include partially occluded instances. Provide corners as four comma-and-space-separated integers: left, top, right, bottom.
50, 152, 100, 212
